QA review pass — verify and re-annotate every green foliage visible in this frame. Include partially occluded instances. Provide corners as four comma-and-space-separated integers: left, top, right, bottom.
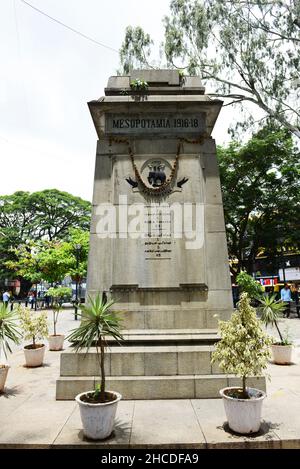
0, 190, 91, 285
93, 383, 101, 400
46, 287, 72, 335
46, 287, 72, 301
19, 307, 48, 346
6, 229, 89, 286
119, 26, 153, 74
119, 1, 300, 137
211, 293, 272, 397
218, 125, 300, 276
236, 272, 263, 300
0, 304, 21, 361
279, 327, 293, 347
6, 241, 45, 285
130, 78, 149, 91
257, 294, 291, 345
67, 294, 123, 402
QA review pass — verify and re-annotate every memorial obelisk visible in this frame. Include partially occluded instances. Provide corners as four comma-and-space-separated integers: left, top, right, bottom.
56, 70, 263, 400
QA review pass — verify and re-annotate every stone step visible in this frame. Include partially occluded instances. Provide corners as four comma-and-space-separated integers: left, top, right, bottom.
108, 328, 220, 345
110, 308, 231, 331
60, 345, 220, 377
56, 375, 266, 400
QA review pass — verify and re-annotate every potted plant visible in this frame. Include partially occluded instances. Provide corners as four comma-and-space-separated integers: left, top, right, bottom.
19, 307, 49, 367
0, 304, 21, 392
46, 286, 72, 351
130, 78, 149, 92
67, 294, 123, 440
258, 294, 293, 365
211, 292, 272, 434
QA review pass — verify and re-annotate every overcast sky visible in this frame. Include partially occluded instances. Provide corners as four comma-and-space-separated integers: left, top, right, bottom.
0, 0, 236, 202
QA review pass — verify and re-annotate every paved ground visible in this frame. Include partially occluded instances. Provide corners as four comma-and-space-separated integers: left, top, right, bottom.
1, 308, 300, 448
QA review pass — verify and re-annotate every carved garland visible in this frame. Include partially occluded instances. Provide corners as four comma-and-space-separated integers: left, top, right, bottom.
109, 136, 205, 197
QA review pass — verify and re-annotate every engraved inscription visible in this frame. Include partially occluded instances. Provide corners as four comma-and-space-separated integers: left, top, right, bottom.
143, 206, 173, 260
106, 113, 206, 136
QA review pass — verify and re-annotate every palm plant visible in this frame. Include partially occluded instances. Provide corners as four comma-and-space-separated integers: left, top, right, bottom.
67, 294, 123, 403
0, 304, 21, 362
257, 294, 287, 344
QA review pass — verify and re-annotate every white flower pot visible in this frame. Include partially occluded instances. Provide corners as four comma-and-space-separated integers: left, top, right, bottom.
76, 391, 122, 440
271, 344, 292, 365
48, 334, 64, 351
220, 387, 266, 434
0, 365, 10, 392
23, 344, 46, 367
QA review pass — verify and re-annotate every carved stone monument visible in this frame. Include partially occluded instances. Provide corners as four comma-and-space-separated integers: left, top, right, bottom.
56, 70, 265, 399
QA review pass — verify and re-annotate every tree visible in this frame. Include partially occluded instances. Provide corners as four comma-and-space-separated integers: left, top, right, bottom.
119, 0, 300, 138
6, 229, 90, 292
218, 125, 300, 277
0, 190, 91, 283
28, 189, 91, 241
236, 271, 263, 299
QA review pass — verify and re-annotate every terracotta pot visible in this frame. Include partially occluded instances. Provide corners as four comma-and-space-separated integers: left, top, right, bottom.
271, 344, 292, 365
23, 344, 46, 367
76, 391, 122, 440
220, 387, 266, 434
48, 334, 64, 351
0, 365, 10, 392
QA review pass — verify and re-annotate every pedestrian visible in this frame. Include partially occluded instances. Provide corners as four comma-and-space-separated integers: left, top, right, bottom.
28, 291, 34, 309
280, 283, 292, 318
2, 290, 10, 308
232, 284, 239, 308
293, 284, 300, 318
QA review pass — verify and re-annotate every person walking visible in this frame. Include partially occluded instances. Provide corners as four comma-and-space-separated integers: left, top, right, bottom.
2, 290, 10, 308
293, 284, 300, 318
281, 283, 292, 318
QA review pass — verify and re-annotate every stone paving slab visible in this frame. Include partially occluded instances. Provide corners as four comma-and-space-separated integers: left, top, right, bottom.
53, 401, 134, 448
1, 310, 300, 449
191, 399, 281, 449
129, 400, 205, 448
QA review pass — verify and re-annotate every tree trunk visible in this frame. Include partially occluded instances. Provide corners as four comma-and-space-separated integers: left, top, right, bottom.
19, 278, 32, 298
97, 336, 106, 403
274, 320, 284, 344
242, 376, 248, 398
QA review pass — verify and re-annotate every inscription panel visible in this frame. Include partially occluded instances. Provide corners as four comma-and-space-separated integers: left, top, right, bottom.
105, 112, 206, 136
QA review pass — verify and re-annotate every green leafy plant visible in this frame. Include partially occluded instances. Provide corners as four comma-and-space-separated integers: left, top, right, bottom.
19, 307, 48, 348
0, 304, 21, 362
67, 294, 123, 403
46, 287, 72, 336
93, 383, 101, 400
130, 78, 149, 92
211, 292, 272, 399
178, 69, 186, 84
236, 271, 263, 300
257, 294, 291, 346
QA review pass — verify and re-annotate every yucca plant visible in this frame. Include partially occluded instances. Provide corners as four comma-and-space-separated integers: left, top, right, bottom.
67, 294, 123, 403
257, 294, 289, 345
0, 304, 21, 362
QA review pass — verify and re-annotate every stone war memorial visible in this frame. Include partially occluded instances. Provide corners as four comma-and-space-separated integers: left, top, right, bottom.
57, 70, 263, 400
